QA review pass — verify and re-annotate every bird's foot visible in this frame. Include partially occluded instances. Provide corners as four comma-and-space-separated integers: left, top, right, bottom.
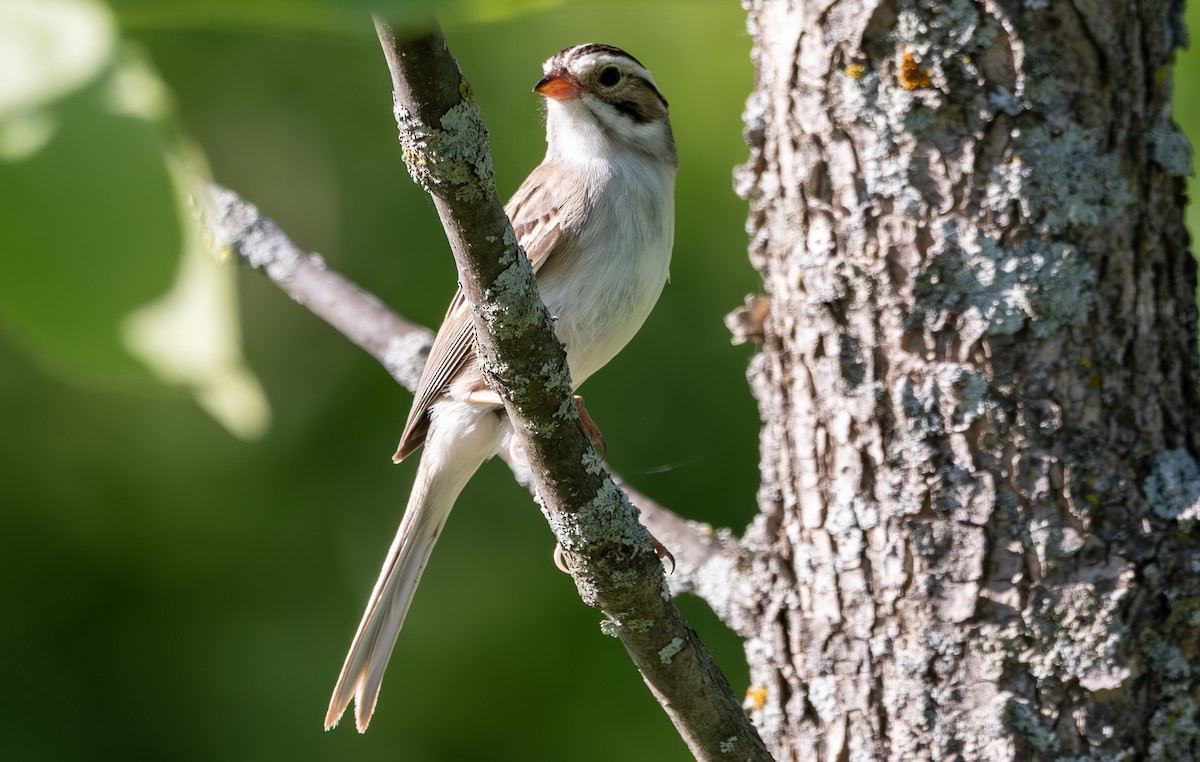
573, 394, 607, 460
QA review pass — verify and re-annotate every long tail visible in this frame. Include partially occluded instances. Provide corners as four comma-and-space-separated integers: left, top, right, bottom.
325, 401, 505, 732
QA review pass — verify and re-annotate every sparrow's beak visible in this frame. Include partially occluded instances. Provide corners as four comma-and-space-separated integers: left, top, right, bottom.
534, 69, 582, 100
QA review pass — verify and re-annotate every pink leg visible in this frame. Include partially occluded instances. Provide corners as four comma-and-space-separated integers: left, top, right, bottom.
573, 394, 607, 460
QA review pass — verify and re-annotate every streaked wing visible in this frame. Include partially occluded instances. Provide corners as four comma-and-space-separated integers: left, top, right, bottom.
392, 291, 474, 462
393, 162, 575, 461
506, 163, 571, 269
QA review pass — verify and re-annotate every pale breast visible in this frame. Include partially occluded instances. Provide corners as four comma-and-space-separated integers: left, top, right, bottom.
536, 158, 675, 389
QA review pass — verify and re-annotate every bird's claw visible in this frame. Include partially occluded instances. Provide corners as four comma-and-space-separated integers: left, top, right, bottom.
573, 395, 607, 460
652, 535, 676, 574
553, 542, 572, 574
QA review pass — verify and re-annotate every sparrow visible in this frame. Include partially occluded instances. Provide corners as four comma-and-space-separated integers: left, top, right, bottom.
325, 42, 677, 732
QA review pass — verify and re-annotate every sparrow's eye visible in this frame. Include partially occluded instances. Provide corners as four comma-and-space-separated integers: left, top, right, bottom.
597, 66, 622, 87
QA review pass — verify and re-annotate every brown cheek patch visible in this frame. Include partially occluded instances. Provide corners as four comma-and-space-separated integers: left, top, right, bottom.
612, 99, 655, 124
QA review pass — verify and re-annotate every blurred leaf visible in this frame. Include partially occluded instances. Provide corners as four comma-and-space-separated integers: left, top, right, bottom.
0, 0, 115, 123
0, 1, 270, 436
0, 64, 178, 380
121, 152, 271, 440
110, 0, 437, 34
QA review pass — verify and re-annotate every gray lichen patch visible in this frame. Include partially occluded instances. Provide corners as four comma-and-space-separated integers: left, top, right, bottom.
1025, 505, 1086, 571
1139, 599, 1200, 758
206, 186, 304, 281
892, 363, 993, 438
581, 448, 604, 476
394, 99, 496, 202
600, 614, 654, 638
540, 477, 652, 603
986, 123, 1131, 234
912, 224, 1096, 339
658, 636, 685, 664
1020, 573, 1133, 689
1144, 448, 1200, 525
1019, 241, 1096, 337
480, 257, 544, 339
1005, 697, 1060, 753
945, 365, 989, 429
838, 0, 1019, 214
242, 222, 305, 281
896, 373, 943, 436
1147, 114, 1194, 177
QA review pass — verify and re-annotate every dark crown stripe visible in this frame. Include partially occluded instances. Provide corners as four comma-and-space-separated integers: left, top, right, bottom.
562, 43, 645, 69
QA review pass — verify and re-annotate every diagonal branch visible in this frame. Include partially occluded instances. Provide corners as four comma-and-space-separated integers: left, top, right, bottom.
371, 23, 769, 759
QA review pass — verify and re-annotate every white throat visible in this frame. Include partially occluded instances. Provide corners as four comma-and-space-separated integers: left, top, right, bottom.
543, 97, 676, 169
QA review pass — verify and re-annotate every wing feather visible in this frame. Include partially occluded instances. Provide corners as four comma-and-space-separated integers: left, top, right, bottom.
392, 163, 576, 461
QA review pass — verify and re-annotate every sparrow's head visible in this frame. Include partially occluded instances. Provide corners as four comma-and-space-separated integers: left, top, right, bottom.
535, 44, 676, 167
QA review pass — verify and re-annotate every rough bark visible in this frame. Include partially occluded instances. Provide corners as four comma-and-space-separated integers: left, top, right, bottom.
733, 0, 1199, 759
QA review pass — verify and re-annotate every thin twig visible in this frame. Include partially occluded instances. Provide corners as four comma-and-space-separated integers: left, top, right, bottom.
203, 184, 432, 393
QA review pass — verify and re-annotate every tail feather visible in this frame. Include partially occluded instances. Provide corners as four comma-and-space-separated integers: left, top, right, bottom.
325, 402, 505, 732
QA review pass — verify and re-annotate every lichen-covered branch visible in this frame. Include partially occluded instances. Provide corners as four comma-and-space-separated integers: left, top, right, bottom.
373, 21, 769, 759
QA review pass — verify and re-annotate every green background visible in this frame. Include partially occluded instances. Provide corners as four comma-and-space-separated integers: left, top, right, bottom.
1, 1, 1195, 760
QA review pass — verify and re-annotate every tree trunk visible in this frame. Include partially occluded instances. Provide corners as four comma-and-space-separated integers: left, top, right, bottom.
733, 0, 1199, 758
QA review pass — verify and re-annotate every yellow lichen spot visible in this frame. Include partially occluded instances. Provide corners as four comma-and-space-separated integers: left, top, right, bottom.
458, 82, 474, 106
844, 63, 866, 80
1088, 374, 1102, 390
744, 685, 768, 711
898, 50, 932, 90
1079, 358, 1093, 368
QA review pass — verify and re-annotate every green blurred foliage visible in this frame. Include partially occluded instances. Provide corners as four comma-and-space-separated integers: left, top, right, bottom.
0, 2, 176, 382
3, 0, 1197, 760
109, 0, 557, 34
0, 78, 178, 378
1181, 0, 1200, 267
1, 1, 758, 760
